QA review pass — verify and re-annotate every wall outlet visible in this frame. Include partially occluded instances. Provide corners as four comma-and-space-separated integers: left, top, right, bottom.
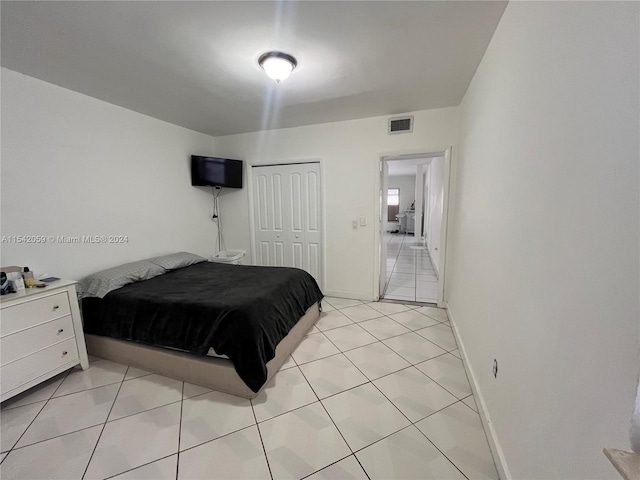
493, 358, 498, 378
352, 220, 358, 229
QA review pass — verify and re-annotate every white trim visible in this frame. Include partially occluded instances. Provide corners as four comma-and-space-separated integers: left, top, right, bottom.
378, 161, 389, 300
446, 303, 512, 480
436, 147, 452, 307
247, 165, 257, 265
414, 164, 424, 238
379, 147, 450, 161
319, 159, 328, 294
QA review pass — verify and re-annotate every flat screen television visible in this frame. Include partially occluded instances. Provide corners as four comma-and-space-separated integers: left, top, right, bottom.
191, 156, 243, 188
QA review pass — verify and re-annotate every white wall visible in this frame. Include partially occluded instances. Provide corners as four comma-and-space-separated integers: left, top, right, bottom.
426, 156, 444, 273
387, 174, 416, 232
213, 108, 459, 300
1, 68, 220, 280
446, 2, 639, 479
389, 175, 416, 214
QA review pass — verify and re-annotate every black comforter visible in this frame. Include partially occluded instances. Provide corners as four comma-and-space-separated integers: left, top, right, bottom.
82, 262, 323, 392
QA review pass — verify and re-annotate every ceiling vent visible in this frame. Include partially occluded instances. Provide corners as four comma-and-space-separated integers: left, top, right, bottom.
388, 116, 414, 134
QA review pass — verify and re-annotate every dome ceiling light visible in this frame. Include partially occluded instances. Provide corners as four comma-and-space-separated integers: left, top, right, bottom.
258, 51, 297, 83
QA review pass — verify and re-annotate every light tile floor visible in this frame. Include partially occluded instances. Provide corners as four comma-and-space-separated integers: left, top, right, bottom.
384, 232, 439, 303
0, 299, 498, 480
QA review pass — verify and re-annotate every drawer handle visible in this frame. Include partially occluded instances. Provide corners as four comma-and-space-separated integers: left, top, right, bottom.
57, 328, 64, 334
52, 305, 60, 311
62, 351, 68, 356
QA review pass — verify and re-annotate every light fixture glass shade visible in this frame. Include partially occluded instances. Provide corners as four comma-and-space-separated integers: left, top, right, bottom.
258, 51, 297, 83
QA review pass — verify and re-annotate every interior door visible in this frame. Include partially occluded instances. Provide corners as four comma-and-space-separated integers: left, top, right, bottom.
252, 162, 323, 286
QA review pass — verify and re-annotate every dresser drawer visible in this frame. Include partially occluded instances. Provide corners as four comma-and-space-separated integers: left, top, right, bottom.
0, 338, 79, 394
1, 292, 71, 336
1, 315, 75, 366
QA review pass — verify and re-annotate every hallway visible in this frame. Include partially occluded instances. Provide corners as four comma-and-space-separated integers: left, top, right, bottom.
384, 233, 438, 303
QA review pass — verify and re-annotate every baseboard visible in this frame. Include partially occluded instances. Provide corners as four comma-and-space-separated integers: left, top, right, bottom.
323, 290, 375, 302
445, 303, 512, 480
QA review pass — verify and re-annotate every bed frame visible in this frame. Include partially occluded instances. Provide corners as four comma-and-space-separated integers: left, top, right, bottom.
84, 302, 320, 399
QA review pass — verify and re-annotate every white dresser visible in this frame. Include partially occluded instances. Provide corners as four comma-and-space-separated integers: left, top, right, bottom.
0, 280, 89, 402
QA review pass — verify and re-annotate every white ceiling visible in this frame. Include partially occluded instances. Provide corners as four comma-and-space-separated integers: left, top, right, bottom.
1, 1, 507, 137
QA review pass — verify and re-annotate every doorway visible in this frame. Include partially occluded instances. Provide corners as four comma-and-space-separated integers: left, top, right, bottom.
378, 149, 451, 306
251, 162, 323, 287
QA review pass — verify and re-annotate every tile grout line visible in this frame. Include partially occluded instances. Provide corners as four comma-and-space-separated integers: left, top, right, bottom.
0, 367, 80, 456
384, 233, 438, 303
262, 303, 463, 470
296, 363, 372, 480
306, 307, 460, 372
413, 418, 471, 480
6, 369, 155, 410
8, 423, 113, 454
2, 393, 52, 455
311, 323, 414, 478
2, 366, 76, 457
97, 421, 287, 478
3, 300, 475, 479
305, 317, 452, 363
174, 423, 254, 456
41, 379, 126, 402
15, 394, 187, 448
250, 398, 274, 480
411, 356, 472, 402
299, 319, 453, 366
321, 306, 470, 403
81, 366, 129, 480
175, 381, 185, 480
10, 335, 464, 459
320, 326, 475, 479
101, 453, 176, 480
298, 453, 368, 480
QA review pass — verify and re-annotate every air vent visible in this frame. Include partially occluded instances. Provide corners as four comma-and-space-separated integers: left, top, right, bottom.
388, 116, 414, 134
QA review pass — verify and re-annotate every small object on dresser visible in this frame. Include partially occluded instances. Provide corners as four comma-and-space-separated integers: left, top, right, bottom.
23, 268, 45, 288
25, 278, 46, 288
22, 267, 34, 281
7, 272, 25, 291
40, 276, 60, 283
0, 272, 9, 295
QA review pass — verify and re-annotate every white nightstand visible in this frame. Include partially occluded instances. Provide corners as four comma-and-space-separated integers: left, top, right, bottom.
209, 250, 246, 265
0, 280, 89, 402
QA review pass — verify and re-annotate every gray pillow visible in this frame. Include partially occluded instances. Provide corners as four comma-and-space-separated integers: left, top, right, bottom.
146, 252, 206, 271
79, 260, 166, 298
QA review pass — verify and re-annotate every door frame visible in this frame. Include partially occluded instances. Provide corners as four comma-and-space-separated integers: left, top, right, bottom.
379, 160, 389, 298
375, 147, 452, 307
247, 159, 326, 292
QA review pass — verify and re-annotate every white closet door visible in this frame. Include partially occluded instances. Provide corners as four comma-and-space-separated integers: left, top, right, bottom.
252, 163, 323, 287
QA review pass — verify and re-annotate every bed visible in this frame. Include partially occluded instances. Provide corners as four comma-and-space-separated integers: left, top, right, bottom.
79, 253, 323, 399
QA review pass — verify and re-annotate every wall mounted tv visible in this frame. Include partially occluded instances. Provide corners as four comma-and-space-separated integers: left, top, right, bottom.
191, 156, 243, 188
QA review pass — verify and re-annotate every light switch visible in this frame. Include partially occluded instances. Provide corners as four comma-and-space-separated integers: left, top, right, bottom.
359, 216, 367, 226
352, 220, 358, 229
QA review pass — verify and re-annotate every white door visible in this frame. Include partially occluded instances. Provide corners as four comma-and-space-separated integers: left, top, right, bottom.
252, 163, 323, 286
